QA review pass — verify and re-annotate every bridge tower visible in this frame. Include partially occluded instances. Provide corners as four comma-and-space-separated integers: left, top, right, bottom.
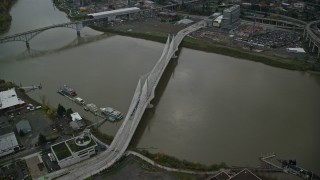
76, 22, 84, 36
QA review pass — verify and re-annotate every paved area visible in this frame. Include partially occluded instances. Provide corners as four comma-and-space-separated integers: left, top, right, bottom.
94, 156, 179, 180
25, 153, 46, 179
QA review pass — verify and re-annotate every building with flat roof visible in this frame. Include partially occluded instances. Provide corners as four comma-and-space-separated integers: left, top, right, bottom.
87, 7, 140, 20
221, 5, 241, 30
50, 131, 97, 168
0, 124, 20, 157
0, 88, 27, 113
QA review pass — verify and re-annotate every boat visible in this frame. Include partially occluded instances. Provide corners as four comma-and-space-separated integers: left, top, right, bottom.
60, 85, 77, 96
74, 97, 85, 105
86, 103, 98, 113
100, 107, 123, 121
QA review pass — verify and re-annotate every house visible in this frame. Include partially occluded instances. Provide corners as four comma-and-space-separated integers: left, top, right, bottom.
69, 112, 86, 131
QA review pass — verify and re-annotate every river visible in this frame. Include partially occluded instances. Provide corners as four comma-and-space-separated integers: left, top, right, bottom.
0, 0, 319, 176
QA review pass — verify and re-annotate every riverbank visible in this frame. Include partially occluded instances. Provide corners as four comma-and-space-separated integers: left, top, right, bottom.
91, 20, 320, 72
0, 0, 16, 34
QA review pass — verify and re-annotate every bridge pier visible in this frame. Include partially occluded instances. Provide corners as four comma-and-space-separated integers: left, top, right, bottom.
26, 42, 30, 49
77, 31, 81, 37
147, 103, 154, 109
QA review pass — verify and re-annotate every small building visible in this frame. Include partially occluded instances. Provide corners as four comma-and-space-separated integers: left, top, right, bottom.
69, 112, 86, 131
213, 15, 223, 28
0, 88, 27, 113
286, 48, 306, 54
50, 131, 97, 168
0, 124, 20, 157
16, 119, 32, 134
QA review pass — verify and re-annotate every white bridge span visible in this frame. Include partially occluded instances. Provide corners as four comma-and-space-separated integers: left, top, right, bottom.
46, 21, 205, 180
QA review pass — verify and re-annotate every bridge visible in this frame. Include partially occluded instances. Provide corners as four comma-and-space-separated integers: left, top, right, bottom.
45, 20, 205, 180
304, 20, 320, 58
0, 0, 200, 48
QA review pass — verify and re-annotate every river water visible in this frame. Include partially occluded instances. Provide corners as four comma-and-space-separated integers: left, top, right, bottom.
0, 0, 319, 175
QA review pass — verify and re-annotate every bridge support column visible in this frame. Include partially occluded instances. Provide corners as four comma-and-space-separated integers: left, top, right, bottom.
77, 31, 81, 37
309, 39, 312, 47
26, 42, 30, 49
147, 103, 154, 109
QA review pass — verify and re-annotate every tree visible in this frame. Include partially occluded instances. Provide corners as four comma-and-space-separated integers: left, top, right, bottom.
66, 108, 73, 118
38, 133, 46, 144
57, 104, 66, 117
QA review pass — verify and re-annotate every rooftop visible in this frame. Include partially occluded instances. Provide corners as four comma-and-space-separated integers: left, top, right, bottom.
0, 127, 19, 157
16, 119, 32, 134
66, 135, 96, 153
70, 112, 82, 121
51, 142, 72, 160
0, 89, 21, 110
229, 169, 262, 180
224, 5, 240, 13
88, 7, 140, 17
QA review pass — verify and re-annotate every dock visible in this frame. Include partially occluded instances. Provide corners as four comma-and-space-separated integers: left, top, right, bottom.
57, 88, 123, 124
260, 153, 320, 180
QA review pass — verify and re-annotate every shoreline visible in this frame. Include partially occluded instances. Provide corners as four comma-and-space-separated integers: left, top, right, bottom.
91, 25, 320, 72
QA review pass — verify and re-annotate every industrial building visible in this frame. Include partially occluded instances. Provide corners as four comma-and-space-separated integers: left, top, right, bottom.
221, 5, 241, 30
0, 88, 27, 113
0, 117, 20, 157
50, 131, 97, 168
87, 7, 140, 21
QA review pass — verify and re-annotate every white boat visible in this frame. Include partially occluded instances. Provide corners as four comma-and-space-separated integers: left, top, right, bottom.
86, 103, 98, 113
74, 97, 85, 105
100, 107, 123, 120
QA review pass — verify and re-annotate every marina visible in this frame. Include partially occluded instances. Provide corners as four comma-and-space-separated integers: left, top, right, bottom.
57, 85, 123, 123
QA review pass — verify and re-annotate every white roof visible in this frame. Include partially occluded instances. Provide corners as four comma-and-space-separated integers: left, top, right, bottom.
70, 112, 82, 121
214, 15, 223, 23
286, 48, 306, 53
177, 19, 194, 25
88, 7, 140, 18
0, 89, 21, 110
0, 131, 19, 157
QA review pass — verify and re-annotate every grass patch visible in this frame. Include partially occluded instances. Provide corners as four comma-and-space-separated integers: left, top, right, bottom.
136, 150, 227, 172
52, 142, 72, 160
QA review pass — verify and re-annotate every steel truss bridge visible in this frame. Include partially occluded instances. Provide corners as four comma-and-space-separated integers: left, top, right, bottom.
0, 0, 200, 48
